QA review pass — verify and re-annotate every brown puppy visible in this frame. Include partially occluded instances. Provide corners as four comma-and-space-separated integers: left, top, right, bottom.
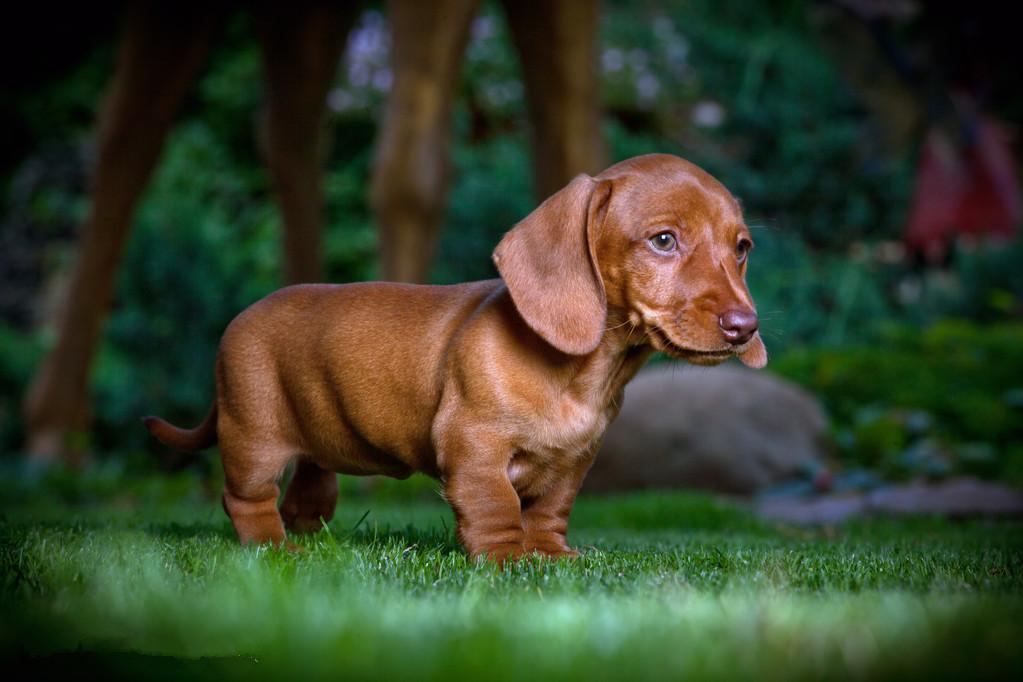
144, 153, 767, 562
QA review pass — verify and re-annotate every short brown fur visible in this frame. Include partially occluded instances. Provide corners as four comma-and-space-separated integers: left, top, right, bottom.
145, 154, 767, 562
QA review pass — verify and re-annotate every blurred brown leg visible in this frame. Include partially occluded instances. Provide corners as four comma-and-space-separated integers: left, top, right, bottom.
502, 0, 606, 199
22, 4, 223, 464
255, 3, 357, 285
371, 0, 480, 282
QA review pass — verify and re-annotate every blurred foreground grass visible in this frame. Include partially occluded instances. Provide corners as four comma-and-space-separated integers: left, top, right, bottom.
1, 469, 1021, 681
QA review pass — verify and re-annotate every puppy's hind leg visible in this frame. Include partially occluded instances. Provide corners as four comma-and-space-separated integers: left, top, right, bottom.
220, 441, 291, 547
280, 459, 339, 534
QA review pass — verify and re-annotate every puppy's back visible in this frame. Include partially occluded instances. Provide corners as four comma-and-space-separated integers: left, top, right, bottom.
215, 280, 503, 470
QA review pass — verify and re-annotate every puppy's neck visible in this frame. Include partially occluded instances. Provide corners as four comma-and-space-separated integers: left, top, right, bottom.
564, 308, 654, 406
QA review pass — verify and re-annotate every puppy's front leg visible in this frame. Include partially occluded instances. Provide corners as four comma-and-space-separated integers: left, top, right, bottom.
521, 459, 591, 558
444, 465, 524, 563
439, 427, 524, 563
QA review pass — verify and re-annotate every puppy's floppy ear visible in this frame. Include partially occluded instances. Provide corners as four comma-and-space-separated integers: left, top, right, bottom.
493, 174, 611, 355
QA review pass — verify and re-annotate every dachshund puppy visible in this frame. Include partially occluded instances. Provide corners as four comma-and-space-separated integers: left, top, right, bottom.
145, 153, 767, 562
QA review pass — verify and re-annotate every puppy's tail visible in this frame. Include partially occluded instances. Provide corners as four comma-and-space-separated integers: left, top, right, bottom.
143, 403, 218, 452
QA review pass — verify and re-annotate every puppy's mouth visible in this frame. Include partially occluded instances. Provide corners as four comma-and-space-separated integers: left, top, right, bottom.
646, 325, 734, 365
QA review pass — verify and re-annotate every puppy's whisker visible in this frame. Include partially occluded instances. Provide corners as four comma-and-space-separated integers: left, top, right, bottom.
623, 321, 635, 347
604, 319, 633, 332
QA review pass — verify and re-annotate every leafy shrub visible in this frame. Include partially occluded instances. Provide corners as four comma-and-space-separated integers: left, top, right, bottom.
0, 327, 41, 452
772, 320, 1023, 481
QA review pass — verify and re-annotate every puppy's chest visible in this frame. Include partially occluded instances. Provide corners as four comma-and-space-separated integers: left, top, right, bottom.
509, 395, 614, 485
543, 387, 618, 443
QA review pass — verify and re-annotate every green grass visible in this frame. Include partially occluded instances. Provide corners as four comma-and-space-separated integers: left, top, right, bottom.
1, 470, 1022, 680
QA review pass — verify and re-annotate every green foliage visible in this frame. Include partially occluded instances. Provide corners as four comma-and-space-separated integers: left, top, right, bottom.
743, 230, 899, 348
2, 483, 1022, 680
0, 327, 41, 452
911, 238, 1023, 323
772, 321, 1023, 480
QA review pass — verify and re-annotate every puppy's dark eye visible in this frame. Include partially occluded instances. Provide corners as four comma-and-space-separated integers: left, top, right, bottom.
649, 232, 677, 252
736, 238, 752, 264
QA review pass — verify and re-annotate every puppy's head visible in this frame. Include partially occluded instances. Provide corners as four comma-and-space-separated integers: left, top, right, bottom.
493, 153, 766, 368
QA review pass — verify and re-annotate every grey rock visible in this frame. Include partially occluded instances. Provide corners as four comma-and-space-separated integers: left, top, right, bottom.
585, 363, 831, 495
756, 495, 866, 525
755, 477, 1023, 524
868, 477, 1023, 517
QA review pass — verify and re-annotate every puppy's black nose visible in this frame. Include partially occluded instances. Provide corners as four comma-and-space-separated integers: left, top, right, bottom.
719, 308, 758, 345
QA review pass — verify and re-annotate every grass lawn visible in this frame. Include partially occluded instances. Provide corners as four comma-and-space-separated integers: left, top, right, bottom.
1, 469, 1021, 681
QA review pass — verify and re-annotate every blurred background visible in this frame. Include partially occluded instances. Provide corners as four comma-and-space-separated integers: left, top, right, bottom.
0, 0, 1020, 513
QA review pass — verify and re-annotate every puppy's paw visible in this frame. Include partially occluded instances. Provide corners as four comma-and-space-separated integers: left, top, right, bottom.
280, 497, 334, 535
525, 541, 580, 560
282, 511, 328, 535
470, 542, 525, 566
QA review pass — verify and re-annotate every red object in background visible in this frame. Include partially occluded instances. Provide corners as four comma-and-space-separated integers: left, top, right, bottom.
905, 115, 1020, 260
